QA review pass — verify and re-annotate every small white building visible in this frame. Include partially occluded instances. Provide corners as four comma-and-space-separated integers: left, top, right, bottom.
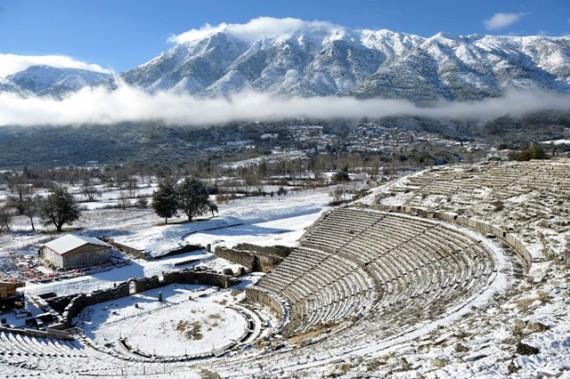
39, 234, 112, 269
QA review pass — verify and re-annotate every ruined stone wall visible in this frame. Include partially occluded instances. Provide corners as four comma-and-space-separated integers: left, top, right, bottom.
46, 294, 76, 313
104, 239, 146, 259
62, 282, 131, 327
157, 244, 203, 259
255, 255, 284, 272
162, 270, 235, 288
233, 243, 291, 258
214, 245, 289, 273
132, 276, 161, 293
215, 247, 256, 270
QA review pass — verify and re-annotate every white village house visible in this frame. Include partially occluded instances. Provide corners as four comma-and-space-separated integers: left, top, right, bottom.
39, 234, 112, 269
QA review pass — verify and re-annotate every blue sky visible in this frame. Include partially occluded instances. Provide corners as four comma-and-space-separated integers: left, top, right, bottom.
1, 0, 569, 71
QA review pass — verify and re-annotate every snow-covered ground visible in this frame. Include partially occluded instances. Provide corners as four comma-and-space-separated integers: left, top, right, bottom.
114, 188, 330, 257
184, 210, 323, 249
541, 139, 570, 145
1, 187, 330, 297
75, 284, 249, 357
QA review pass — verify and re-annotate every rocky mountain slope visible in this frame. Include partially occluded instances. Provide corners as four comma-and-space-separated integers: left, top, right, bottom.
122, 19, 570, 101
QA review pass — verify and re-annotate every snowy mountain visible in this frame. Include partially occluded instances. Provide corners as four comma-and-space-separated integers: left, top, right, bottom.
2, 65, 113, 97
122, 19, 570, 101
2, 18, 570, 101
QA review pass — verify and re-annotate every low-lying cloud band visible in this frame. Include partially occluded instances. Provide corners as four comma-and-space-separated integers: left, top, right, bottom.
0, 82, 568, 127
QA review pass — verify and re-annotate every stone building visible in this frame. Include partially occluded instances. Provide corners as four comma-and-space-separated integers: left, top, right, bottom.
40, 234, 112, 269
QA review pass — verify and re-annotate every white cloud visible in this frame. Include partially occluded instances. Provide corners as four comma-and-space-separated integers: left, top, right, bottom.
484, 12, 526, 31
0, 54, 112, 78
0, 81, 568, 127
169, 17, 344, 44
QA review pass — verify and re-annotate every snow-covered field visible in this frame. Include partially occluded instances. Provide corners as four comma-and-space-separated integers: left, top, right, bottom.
113, 188, 330, 257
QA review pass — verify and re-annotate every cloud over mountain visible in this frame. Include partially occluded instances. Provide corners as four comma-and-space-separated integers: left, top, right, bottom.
169, 17, 344, 44
0, 81, 568, 127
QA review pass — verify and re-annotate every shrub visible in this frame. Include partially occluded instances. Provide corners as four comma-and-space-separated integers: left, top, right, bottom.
332, 167, 350, 183
136, 197, 148, 209
508, 144, 547, 161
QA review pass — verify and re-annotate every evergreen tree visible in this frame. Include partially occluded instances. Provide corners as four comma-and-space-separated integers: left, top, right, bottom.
177, 177, 210, 222
41, 186, 81, 232
152, 179, 178, 224
332, 167, 351, 183
208, 203, 218, 217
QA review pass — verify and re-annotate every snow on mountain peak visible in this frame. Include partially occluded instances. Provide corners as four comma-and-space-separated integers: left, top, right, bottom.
0, 53, 112, 79
169, 17, 346, 45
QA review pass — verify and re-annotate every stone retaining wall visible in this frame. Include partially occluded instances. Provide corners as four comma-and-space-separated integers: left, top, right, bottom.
155, 244, 204, 259
233, 243, 291, 258
215, 247, 256, 270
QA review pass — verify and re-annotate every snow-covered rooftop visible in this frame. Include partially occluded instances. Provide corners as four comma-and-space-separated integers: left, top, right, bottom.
43, 234, 110, 255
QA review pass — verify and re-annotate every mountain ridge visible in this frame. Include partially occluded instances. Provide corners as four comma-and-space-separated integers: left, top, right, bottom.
2, 18, 570, 101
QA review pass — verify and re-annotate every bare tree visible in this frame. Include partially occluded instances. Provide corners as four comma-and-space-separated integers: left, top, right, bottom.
81, 179, 101, 201
0, 206, 12, 234
22, 195, 41, 232
8, 175, 32, 215
126, 176, 138, 198
329, 186, 345, 204
119, 191, 130, 210
208, 203, 219, 217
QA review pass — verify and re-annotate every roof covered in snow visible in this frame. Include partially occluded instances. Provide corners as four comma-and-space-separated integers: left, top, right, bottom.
43, 234, 111, 255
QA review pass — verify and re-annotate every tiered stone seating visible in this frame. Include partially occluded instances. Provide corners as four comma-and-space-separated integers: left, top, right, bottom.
399, 161, 570, 203
212, 208, 496, 374
0, 329, 155, 377
251, 207, 495, 339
